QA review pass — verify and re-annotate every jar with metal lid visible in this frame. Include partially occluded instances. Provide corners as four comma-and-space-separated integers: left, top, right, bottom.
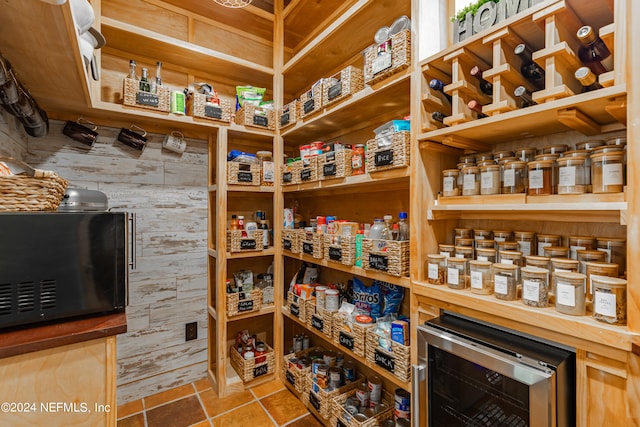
476, 152, 494, 162
243, 344, 255, 360
493, 150, 514, 160
591, 151, 625, 193
527, 160, 554, 195
525, 255, 550, 270
492, 263, 519, 301
446, 257, 468, 289
576, 139, 604, 151
501, 161, 527, 194
493, 230, 513, 243
521, 266, 550, 307
514, 147, 536, 162
596, 237, 626, 275
514, 231, 535, 256
474, 229, 493, 242
476, 248, 497, 263
585, 261, 618, 299
544, 246, 570, 259
426, 254, 446, 285
256, 150, 274, 185
438, 244, 455, 259
550, 257, 579, 274
476, 239, 496, 249
442, 169, 460, 196
556, 156, 588, 194
352, 144, 365, 175
254, 343, 268, 363
537, 234, 561, 257
461, 166, 480, 196
454, 246, 474, 260
469, 260, 493, 294
542, 144, 569, 154
554, 272, 587, 316
592, 276, 627, 325
568, 235, 596, 259
576, 249, 606, 274
480, 164, 501, 195
499, 250, 523, 267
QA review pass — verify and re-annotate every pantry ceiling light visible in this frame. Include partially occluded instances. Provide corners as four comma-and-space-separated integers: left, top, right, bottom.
213, 0, 253, 8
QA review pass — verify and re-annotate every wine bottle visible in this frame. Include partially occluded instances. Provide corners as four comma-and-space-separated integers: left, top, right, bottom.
467, 99, 487, 118
154, 61, 163, 93
514, 44, 545, 89
575, 67, 603, 92
514, 86, 537, 108
577, 25, 612, 75
429, 79, 452, 103
469, 66, 493, 96
431, 111, 448, 125
139, 67, 151, 92
128, 59, 137, 80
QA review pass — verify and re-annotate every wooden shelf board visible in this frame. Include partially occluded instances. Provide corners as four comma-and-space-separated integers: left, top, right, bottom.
282, 168, 409, 195
226, 247, 276, 259
227, 185, 275, 193
283, 252, 410, 288
412, 281, 634, 352
226, 305, 275, 322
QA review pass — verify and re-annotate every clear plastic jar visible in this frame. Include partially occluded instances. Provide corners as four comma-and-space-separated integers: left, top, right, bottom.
474, 229, 493, 242
576, 139, 604, 151
514, 147, 536, 163
493, 230, 513, 243
427, 254, 447, 285
568, 235, 596, 259
476, 248, 497, 263
536, 234, 561, 257
525, 255, 550, 270
476, 239, 496, 249
469, 260, 493, 294
442, 169, 460, 196
480, 164, 501, 195
528, 160, 554, 195
585, 261, 618, 299
499, 250, 523, 267
501, 161, 527, 194
544, 246, 570, 259
447, 257, 468, 289
461, 166, 480, 196
556, 156, 587, 194
576, 249, 606, 274
550, 257, 579, 274
592, 276, 627, 325
596, 237, 626, 276
591, 151, 625, 193
554, 272, 587, 316
493, 263, 519, 301
521, 266, 550, 307
514, 231, 536, 256
542, 144, 569, 154
454, 246, 474, 260
438, 244, 456, 259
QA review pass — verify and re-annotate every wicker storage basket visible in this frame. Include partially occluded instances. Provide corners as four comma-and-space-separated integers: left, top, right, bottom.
298, 157, 318, 184
365, 328, 411, 383
261, 285, 274, 306
363, 29, 411, 85
299, 82, 324, 119
366, 131, 410, 173
282, 229, 303, 253
281, 161, 301, 186
324, 235, 356, 266
287, 291, 311, 324
306, 304, 334, 340
318, 149, 353, 180
0, 170, 68, 212
282, 347, 323, 395
322, 66, 364, 108
192, 93, 232, 123
235, 104, 276, 130
279, 99, 299, 129
227, 162, 261, 186
226, 288, 262, 317
226, 230, 264, 253
304, 373, 362, 421
333, 312, 374, 357
301, 232, 324, 259
332, 389, 395, 427
230, 343, 275, 382
362, 238, 410, 277
123, 77, 171, 112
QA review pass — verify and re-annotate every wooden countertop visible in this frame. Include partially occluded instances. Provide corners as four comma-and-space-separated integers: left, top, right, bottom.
0, 312, 127, 359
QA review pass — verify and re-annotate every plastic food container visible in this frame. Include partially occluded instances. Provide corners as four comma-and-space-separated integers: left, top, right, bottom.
492, 263, 519, 301
469, 260, 493, 294
592, 276, 627, 325
521, 266, 550, 307
553, 272, 586, 316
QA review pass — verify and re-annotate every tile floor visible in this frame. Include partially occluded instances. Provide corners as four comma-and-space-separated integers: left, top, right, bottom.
116, 377, 324, 427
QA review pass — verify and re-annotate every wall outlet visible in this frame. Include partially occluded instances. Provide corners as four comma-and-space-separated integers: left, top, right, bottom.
185, 322, 198, 341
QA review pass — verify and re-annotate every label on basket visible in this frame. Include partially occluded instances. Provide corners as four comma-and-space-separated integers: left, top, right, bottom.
237, 299, 254, 313
375, 349, 395, 372
300, 168, 312, 181
309, 391, 321, 411
326, 151, 336, 162
372, 52, 392, 75
303, 99, 315, 114
286, 370, 296, 386
253, 364, 269, 378
283, 239, 292, 250
374, 149, 394, 167
283, 172, 292, 183
323, 163, 337, 177
328, 83, 342, 100
311, 315, 324, 332
290, 303, 300, 317
280, 112, 290, 126
136, 92, 159, 107
303, 242, 313, 254
253, 114, 269, 127
339, 331, 354, 350
329, 247, 342, 261
237, 171, 253, 183
369, 253, 389, 271
204, 105, 223, 119
240, 239, 257, 250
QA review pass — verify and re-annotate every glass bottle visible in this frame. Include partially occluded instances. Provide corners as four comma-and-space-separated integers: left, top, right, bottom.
469, 66, 493, 96
514, 43, 545, 88
398, 211, 409, 241
429, 79, 452, 103
128, 59, 138, 80
259, 218, 269, 249
139, 67, 151, 92
151, 60, 162, 94
230, 214, 239, 231
575, 67, 603, 92
467, 99, 487, 118
576, 25, 612, 75
382, 214, 393, 240
514, 85, 537, 107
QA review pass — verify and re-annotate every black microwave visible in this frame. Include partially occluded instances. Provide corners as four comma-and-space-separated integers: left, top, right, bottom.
0, 212, 127, 330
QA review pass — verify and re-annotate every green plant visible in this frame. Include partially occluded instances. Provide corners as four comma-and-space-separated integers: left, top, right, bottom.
451, 0, 500, 22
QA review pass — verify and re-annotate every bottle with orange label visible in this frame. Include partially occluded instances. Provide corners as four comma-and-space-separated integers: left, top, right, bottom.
352, 144, 365, 175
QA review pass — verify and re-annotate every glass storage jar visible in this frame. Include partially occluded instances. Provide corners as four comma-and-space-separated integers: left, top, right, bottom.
576, 139, 604, 151
459, 154, 476, 164
426, 254, 446, 285
568, 235, 596, 259
454, 246, 474, 260
591, 151, 625, 193
446, 257, 468, 289
477, 159, 495, 168
442, 169, 460, 196
438, 244, 455, 259
474, 229, 493, 242
456, 237, 474, 248
480, 164, 501, 195
525, 255, 550, 270
493, 150, 514, 160
544, 246, 570, 259
499, 250, 523, 269
514, 147, 536, 163
493, 230, 513, 243
492, 263, 519, 301
514, 231, 535, 256
542, 143, 569, 154
604, 135, 626, 147
596, 237, 626, 276
256, 151, 274, 185
496, 242, 519, 262
527, 160, 554, 195
564, 149, 592, 187
476, 152, 494, 162
521, 266, 550, 307
536, 234, 561, 257
576, 249, 606, 274
553, 272, 587, 316
550, 257, 579, 273
501, 161, 527, 194
454, 228, 473, 239
556, 156, 588, 194
585, 261, 618, 299
476, 239, 496, 249
476, 248, 497, 263
592, 276, 627, 325
461, 166, 480, 196
469, 260, 493, 294
591, 144, 625, 155
535, 153, 560, 162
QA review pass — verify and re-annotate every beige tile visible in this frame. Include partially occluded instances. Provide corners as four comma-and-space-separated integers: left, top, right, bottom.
211, 401, 275, 427
146, 395, 206, 427
200, 388, 254, 418
284, 414, 324, 427
259, 389, 310, 426
117, 399, 143, 419
117, 413, 145, 427
250, 378, 285, 398
193, 377, 213, 392
144, 383, 196, 409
